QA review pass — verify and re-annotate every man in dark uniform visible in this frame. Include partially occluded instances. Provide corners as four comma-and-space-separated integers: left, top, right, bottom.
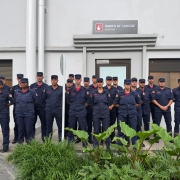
0, 80, 14, 152
0, 76, 10, 93
172, 79, 180, 137
89, 75, 97, 91
43, 75, 63, 141
11, 73, 24, 143
67, 74, 88, 144
138, 79, 151, 132
30, 72, 48, 140
68, 74, 75, 86
104, 76, 118, 142
91, 78, 112, 149
114, 79, 141, 145
151, 78, 174, 139
83, 77, 93, 143
145, 76, 158, 124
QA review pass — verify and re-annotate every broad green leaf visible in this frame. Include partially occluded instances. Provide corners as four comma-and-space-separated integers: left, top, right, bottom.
174, 135, 180, 148
112, 137, 128, 146
148, 136, 161, 145
176, 147, 180, 154
100, 150, 111, 160
156, 130, 173, 142
151, 123, 164, 131
111, 144, 128, 153
136, 130, 156, 141
134, 139, 140, 149
65, 128, 88, 142
92, 132, 106, 143
120, 122, 136, 139
164, 148, 177, 156
82, 147, 94, 153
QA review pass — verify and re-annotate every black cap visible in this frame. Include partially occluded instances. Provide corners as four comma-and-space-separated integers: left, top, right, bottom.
17, 74, 24, 79
69, 74, 74, 77
0, 80, 3, 85
37, 72, 43, 76
67, 79, 73, 83
148, 75, 154, 79
75, 74, 81, 79
84, 77, 90, 82
106, 76, 112, 80
51, 75, 58, 79
0, 75, 5, 79
158, 78, 165, 82
139, 79, 145, 83
178, 79, 180, 83
131, 77, 137, 81
21, 78, 28, 83
92, 75, 97, 78
124, 79, 131, 85
113, 77, 118, 80
97, 78, 103, 82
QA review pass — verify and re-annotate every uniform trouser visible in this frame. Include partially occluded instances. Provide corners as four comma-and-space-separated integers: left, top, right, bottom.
68, 116, 87, 143
93, 116, 110, 147
136, 114, 142, 133
174, 111, 180, 135
142, 113, 150, 131
65, 113, 69, 137
46, 111, 62, 140
155, 111, 172, 134
13, 110, 18, 140
34, 110, 47, 139
87, 109, 93, 139
118, 114, 137, 145
150, 103, 156, 124
16, 115, 34, 144
0, 114, 10, 148
110, 107, 117, 140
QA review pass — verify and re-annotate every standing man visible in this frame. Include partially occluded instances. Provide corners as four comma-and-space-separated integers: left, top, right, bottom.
68, 74, 75, 86
43, 75, 63, 141
104, 76, 118, 142
83, 77, 93, 143
172, 79, 180, 137
30, 72, 48, 140
89, 75, 97, 91
151, 78, 174, 139
145, 76, 158, 124
114, 79, 141, 145
11, 74, 24, 143
0, 80, 13, 152
67, 74, 88, 144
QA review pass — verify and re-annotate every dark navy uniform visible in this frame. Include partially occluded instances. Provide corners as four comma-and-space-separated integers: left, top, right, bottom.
151, 79, 174, 134
43, 84, 63, 140
30, 80, 48, 139
67, 77, 88, 143
172, 80, 180, 136
14, 78, 38, 144
114, 79, 141, 144
91, 78, 111, 147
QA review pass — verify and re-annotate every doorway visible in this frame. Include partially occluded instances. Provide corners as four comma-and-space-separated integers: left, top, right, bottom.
95, 59, 131, 87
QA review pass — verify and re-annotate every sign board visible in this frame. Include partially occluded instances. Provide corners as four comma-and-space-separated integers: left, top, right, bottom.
93, 20, 138, 34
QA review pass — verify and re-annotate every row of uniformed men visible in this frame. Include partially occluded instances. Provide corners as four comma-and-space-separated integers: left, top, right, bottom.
0, 73, 180, 151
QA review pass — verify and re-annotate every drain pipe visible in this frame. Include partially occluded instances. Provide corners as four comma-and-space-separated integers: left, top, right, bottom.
38, 0, 45, 74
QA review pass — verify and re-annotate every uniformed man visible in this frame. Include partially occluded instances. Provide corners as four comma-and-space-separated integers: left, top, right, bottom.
145, 76, 158, 124
172, 79, 180, 137
0, 76, 10, 93
104, 76, 118, 142
151, 78, 174, 140
30, 72, 48, 140
68, 74, 75, 86
43, 75, 63, 141
0, 80, 13, 152
14, 78, 38, 144
114, 79, 141, 145
83, 77, 93, 143
89, 75, 97, 91
11, 73, 24, 143
67, 74, 88, 144
91, 78, 112, 149
138, 79, 151, 132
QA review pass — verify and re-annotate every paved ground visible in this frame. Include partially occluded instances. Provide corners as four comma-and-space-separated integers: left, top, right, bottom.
0, 129, 166, 180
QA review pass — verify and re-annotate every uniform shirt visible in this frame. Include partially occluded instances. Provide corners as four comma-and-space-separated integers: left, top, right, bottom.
84, 86, 93, 112
104, 85, 118, 105
145, 84, 158, 101
0, 91, 13, 116
91, 89, 111, 118
43, 85, 63, 112
115, 85, 123, 92
114, 90, 141, 116
67, 86, 89, 117
2, 84, 10, 93
138, 88, 150, 115
14, 89, 38, 117
134, 88, 143, 116
11, 84, 21, 112
151, 87, 174, 112
172, 87, 180, 112
30, 82, 48, 110
89, 84, 97, 92
65, 86, 73, 115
